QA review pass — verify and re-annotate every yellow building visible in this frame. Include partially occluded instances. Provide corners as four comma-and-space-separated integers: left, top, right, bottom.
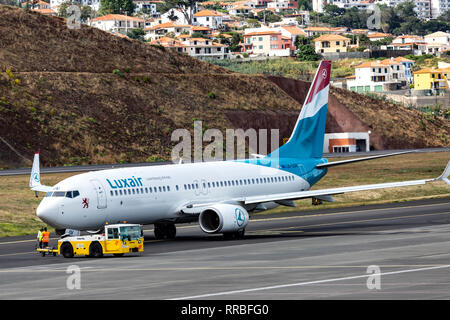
436, 67, 450, 89
313, 34, 350, 54
413, 68, 449, 90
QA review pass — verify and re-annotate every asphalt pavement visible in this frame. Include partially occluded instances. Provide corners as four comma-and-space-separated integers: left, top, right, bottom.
0, 197, 450, 299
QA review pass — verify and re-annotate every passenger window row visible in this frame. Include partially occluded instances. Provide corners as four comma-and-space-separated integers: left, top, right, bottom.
183, 175, 294, 190
109, 175, 295, 197
110, 185, 171, 197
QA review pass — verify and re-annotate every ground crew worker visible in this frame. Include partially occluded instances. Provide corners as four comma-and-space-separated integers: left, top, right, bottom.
42, 227, 50, 248
37, 227, 43, 248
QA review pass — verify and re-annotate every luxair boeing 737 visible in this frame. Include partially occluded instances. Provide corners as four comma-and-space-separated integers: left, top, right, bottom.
30, 61, 450, 239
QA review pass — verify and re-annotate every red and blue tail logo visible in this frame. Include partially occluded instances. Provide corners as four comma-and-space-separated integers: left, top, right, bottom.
269, 60, 331, 160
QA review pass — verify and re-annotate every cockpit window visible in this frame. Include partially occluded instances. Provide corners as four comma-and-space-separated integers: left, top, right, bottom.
47, 190, 80, 198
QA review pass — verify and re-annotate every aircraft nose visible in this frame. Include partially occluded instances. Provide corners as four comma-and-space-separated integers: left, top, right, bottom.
36, 202, 58, 227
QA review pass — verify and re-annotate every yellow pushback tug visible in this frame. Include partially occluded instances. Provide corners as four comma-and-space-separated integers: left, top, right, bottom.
37, 224, 144, 258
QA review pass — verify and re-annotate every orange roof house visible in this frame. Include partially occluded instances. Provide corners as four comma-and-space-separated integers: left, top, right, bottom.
193, 9, 224, 17
90, 14, 145, 33
367, 32, 393, 41
314, 34, 351, 53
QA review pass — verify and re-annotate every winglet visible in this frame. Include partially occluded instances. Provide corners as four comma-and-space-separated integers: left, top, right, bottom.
29, 152, 41, 189
29, 152, 52, 195
437, 161, 450, 185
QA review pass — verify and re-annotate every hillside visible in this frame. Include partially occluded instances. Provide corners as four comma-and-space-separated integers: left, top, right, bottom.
267, 77, 449, 150
0, 6, 302, 167
0, 5, 448, 169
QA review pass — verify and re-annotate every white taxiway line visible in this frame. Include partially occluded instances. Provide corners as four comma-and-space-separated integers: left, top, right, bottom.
169, 264, 450, 300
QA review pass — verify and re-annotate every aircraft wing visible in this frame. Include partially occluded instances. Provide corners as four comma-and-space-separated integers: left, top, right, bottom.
244, 179, 430, 205
179, 161, 450, 213
31, 185, 53, 193
245, 161, 450, 205
315, 150, 415, 169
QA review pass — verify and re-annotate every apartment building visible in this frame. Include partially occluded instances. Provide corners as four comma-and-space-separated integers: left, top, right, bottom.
243, 30, 295, 56
347, 59, 407, 92
89, 14, 145, 33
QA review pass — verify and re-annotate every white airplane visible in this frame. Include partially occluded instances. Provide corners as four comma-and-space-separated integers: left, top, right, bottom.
30, 61, 450, 239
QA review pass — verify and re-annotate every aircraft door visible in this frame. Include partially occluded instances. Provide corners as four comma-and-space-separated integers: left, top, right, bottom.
90, 179, 107, 209
201, 179, 208, 195
193, 179, 200, 196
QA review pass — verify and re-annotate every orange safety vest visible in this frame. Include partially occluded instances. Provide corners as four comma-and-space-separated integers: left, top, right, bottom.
42, 231, 50, 242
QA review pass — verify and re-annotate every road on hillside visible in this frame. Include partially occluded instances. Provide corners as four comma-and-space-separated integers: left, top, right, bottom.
1, 147, 449, 176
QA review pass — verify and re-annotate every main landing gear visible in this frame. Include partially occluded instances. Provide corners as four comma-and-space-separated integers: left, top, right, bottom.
223, 229, 246, 240
154, 223, 176, 240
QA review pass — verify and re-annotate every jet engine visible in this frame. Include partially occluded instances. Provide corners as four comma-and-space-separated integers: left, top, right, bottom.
199, 204, 249, 234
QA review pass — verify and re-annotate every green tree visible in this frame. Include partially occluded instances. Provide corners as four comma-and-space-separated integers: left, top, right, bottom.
166, 9, 179, 21
190, 32, 209, 39
58, 1, 95, 22
159, 0, 197, 24
297, 0, 312, 11
127, 28, 145, 41
296, 44, 320, 61
229, 32, 243, 52
295, 35, 309, 47
99, 0, 135, 15
257, 10, 282, 23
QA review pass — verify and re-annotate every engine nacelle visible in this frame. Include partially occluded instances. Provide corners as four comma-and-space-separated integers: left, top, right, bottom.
199, 204, 249, 234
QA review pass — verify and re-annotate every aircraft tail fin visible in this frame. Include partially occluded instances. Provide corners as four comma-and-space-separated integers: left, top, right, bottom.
268, 60, 331, 160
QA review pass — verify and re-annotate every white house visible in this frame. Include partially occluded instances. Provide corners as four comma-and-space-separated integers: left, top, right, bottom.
367, 32, 393, 42
143, 21, 191, 40
424, 31, 450, 46
192, 9, 227, 29
420, 31, 450, 55
347, 59, 407, 93
228, 5, 253, 16
331, 0, 376, 10
50, 0, 101, 11
134, 0, 159, 15
89, 14, 145, 33
182, 38, 229, 60
392, 35, 424, 45
266, 0, 297, 12
271, 12, 309, 26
